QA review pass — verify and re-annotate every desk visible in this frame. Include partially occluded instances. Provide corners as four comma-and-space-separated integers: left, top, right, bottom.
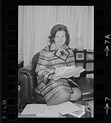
18, 113, 66, 118
18, 100, 93, 118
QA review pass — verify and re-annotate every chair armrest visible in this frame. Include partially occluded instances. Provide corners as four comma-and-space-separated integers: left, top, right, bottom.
18, 64, 37, 103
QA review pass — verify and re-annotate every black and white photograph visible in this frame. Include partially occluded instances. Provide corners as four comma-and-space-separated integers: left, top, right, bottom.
18, 6, 94, 118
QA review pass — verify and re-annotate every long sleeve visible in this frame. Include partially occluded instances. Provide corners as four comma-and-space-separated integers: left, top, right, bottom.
35, 50, 55, 83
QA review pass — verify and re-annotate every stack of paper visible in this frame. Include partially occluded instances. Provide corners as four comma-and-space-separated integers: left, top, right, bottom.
55, 66, 85, 78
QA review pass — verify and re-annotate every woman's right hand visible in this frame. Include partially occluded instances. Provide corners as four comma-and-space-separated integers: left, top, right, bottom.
48, 74, 54, 80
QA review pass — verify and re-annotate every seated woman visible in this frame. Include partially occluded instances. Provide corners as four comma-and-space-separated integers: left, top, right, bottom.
35, 24, 82, 105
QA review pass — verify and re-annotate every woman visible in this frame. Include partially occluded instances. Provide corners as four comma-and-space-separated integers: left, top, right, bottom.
35, 24, 82, 105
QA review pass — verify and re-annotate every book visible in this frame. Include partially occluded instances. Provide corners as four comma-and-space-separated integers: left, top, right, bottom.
55, 65, 86, 78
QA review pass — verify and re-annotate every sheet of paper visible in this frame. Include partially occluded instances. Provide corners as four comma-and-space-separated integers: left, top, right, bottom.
49, 101, 81, 115
55, 66, 85, 78
68, 103, 85, 118
55, 65, 75, 76
69, 110, 85, 118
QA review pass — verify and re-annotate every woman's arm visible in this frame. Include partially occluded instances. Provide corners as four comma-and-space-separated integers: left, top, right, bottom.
35, 50, 55, 83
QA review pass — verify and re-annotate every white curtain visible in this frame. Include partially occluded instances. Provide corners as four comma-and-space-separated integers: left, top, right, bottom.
18, 6, 94, 66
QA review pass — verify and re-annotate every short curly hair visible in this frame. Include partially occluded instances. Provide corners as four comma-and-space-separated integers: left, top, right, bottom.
48, 25, 70, 46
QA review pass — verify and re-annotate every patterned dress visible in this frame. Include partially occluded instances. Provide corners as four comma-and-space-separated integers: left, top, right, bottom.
35, 43, 79, 103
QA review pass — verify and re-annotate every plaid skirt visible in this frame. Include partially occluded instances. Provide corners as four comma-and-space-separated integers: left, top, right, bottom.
37, 78, 79, 103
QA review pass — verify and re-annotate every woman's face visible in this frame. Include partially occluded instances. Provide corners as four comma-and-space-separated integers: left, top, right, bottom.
54, 30, 66, 47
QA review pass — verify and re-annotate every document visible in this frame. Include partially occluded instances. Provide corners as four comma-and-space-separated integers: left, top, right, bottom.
55, 65, 86, 78
68, 103, 85, 118
50, 101, 81, 115
68, 110, 85, 118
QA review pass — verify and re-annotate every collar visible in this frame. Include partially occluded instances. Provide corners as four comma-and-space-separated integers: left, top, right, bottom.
49, 43, 70, 61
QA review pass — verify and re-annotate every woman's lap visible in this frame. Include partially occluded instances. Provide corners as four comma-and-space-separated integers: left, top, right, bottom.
47, 91, 71, 105
42, 78, 72, 103
41, 78, 81, 105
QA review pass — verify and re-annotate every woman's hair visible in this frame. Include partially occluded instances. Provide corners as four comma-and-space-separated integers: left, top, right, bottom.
48, 26, 70, 46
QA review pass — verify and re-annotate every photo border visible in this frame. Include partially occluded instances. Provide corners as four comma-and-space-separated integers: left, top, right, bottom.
1, 0, 111, 122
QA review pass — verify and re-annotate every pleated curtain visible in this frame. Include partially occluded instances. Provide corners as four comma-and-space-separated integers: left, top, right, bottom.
18, 6, 94, 66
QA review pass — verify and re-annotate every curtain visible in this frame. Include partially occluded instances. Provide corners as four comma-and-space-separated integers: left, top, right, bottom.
18, 6, 94, 66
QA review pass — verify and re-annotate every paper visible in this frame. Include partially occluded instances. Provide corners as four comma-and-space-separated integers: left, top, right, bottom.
49, 101, 81, 115
21, 104, 60, 117
68, 103, 85, 118
55, 65, 85, 78
68, 110, 85, 118
21, 101, 81, 117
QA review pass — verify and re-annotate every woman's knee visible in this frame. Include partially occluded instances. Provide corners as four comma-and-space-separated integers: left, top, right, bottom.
47, 91, 71, 105
70, 87, 82, 101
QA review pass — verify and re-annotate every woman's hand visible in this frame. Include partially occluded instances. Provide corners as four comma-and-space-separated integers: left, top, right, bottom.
48, 74, 54, 80
49, 74, 61, 81
53, 74, 61, 80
